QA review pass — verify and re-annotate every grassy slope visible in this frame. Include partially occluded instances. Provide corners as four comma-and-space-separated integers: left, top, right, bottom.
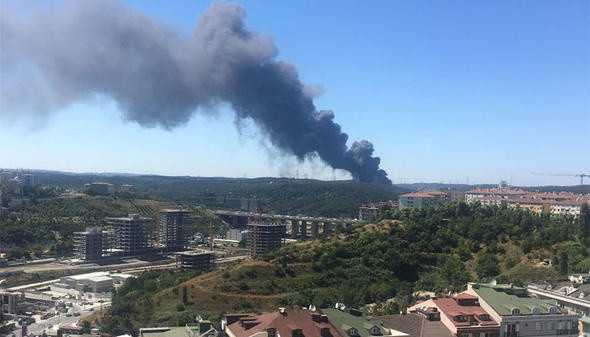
116, 217, 566, 329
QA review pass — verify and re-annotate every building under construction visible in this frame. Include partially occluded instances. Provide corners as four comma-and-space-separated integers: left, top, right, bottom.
73, 227, 105, 260
159, 209, 191, 251
175, 250, 215, 271
247, 222, 286, 256
106, 214, 154, 256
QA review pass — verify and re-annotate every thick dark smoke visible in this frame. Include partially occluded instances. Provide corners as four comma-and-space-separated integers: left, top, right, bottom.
1, 0, 391, 184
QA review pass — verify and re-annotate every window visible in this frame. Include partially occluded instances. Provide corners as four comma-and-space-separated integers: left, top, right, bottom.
454, 315, 467, 322
511, 307, 520, 316
535, 322, 544, 330
506, 324, 518, 333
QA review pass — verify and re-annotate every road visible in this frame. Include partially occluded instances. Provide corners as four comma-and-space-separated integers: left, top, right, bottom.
10, 302, 110, 337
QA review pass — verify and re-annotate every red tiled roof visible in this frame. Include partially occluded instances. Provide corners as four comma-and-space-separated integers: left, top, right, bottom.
401, 191, 448, 198
376, 314, 454, 337
466, 189, 527, 195
225, 308, 342, 337
455, 293, 478, 300
432, 298, 498, 327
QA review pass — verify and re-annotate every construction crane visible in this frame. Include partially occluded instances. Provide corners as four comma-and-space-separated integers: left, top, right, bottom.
531, 172, 589, 185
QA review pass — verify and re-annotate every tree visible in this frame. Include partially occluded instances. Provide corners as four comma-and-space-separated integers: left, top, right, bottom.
81, 320, 92, 334
580, 204, 590, 241
439, 255, 471, 291
559, 249, 569, 275
475, 249, 500, 280
182, 286, 188, 305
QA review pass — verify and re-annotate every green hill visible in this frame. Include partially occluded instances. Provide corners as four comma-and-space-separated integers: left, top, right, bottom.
99, 202, 590, 335
26, 171, 407, 217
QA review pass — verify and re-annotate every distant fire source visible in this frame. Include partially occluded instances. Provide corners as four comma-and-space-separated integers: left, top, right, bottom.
1, 0, 391, 184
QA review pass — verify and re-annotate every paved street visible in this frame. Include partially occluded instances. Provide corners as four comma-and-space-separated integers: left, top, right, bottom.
9, 302, 110, 337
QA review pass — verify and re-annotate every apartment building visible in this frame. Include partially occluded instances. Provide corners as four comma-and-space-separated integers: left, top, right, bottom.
73, 227, 105, 260
465, 283, 579, 337
159, 209, 191, 251
399, 191, 449, 209
465, 188, 589, 216
408, 293, 500, 337
222, 307, 343, 337
247, 222, 285, 256
106, 214, 154, 256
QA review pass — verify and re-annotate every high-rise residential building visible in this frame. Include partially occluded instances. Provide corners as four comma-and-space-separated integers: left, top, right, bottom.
159, 209, 191, 251
0, 171, 13, 185
22, 173, 35, 186
106, 214, 154, 256
247, 222, 285, 256
73, 227, 104, 260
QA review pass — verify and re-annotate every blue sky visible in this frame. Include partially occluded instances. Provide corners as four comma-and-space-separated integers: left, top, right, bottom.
1, 0, 589, 186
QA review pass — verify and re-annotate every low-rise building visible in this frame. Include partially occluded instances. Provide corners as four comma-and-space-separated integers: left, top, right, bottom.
1, 291, 24, 314
465, 188, 527, 203
175, 250, 214, 271
527, 282, 590, 316
322, 307, 400, 337
570, 272, 590, 284
140, 319, 217, 337
84, 182, 115, 195
119, 184, 136, 193
359, 205, 380, 222
222, 307, 343, 337
399, 191, 449, 209
376, 312, 454, 337
466, 283, 580, 337
58, 271, 114, 293
465, 187, 590, 216
408, 293, 500, 337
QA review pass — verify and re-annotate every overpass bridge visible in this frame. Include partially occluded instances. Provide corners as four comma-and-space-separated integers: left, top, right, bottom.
209, 209, 357, 238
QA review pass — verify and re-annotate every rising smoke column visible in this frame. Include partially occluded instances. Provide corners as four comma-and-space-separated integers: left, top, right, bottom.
0, 0, 391, 184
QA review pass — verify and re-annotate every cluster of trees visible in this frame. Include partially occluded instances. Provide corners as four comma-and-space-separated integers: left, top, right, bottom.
0, 196, 128, 258
101, 202, 588, 332
31, 172, 406, 217
101, 270, 199, 336
268, 202, 589, 307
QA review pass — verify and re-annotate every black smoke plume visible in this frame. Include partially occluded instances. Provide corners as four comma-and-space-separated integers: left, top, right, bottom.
1, 1, 391, 184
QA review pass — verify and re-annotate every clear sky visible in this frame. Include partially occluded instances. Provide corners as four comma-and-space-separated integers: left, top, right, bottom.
1, 0, 589, 186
